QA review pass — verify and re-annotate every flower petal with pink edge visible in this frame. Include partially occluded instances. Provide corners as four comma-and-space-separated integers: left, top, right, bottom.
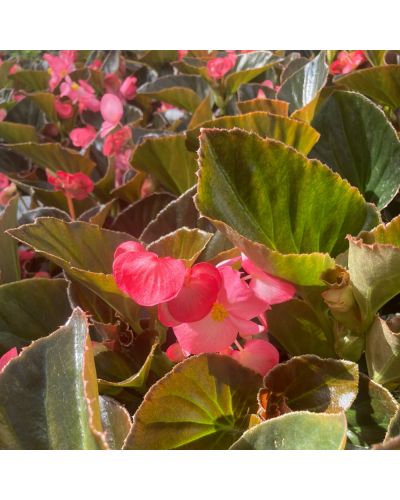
242, 253, 296, 305
165, 262, 222, 323
173, 315, 238, 354
100, 94, 123, 125
0, 347, 18, 373
166, 342, 186, 363
114, 241, 145, 260
113, 250, 186, 307
158, 302, 181, 327
230, 339, 279, 376
219, 266, 266, 320
229, 315, 265, 337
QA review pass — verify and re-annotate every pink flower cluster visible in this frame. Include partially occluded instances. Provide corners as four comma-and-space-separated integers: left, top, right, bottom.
207, 52, 237, 80
113, 242, 295, 375
330, 50, 366, 75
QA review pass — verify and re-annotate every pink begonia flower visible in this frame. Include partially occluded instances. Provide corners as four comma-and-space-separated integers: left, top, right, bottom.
166, 342, 186, 363
0, 108, 7, 121
100, 94, 124, 137
330, 50, 366, 75
114, 149, 133, 186
113, 241, 187, 307
241, 254, 296, 306
69, 125, 97, 149
227, 339, 279, 376
158, 262, 222, 325
104, 73, 122, 95
0, 172, 9, 190
0, 347, 18, 373
8, 63, 21, 75
207, 53, 236, 80
172, 266, 267, 355
89, 59, 102, 71
18, 248, 35, 264
102, 126, 131, 156
60, 77, 100, 113
120, 75, 137, 101
47, 171, 94, 200
178, 50, 188, 60
157, 102, 175, 113
43, 51, 76, 90
55, 98, 74, 119
34, 271, 51, 279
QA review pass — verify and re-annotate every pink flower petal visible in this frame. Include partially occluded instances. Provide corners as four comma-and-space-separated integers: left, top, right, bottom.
113, 249, 186, 307
174, 315, 238, 354
114, 241, 145, 260
0, 347, 18, 373
158, 302, 181, 327
100, 94, 123, 124
219, 266, 266, 319
166, 342, 186, 363
165, 262, 222, 323
229, 315, 265, 337
230, 339, 279, 376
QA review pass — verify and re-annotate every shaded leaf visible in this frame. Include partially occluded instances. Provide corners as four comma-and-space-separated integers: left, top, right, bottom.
187, 94, 213, 129
0, 309, 105, 449
99, 396, 131, 450
0, 278, 71, 354
131, 134, 198, 195
123, 354, 262, 450
311, 90, 400, 209
346, 373, 398, 448
267, 299, 336, 358
230, 411, 347, 450
0, 121, 39, 143
9, 70, 50, 92
237, 97, 289, 116
0, 196, 20, 283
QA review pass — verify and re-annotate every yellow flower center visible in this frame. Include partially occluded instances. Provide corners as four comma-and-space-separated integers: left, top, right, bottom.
210, 302, 228, 322
71, 82, 79, 91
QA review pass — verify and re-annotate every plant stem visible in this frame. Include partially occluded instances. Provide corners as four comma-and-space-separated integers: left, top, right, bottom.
66, 194, 76, 220
234, 339, 244, 351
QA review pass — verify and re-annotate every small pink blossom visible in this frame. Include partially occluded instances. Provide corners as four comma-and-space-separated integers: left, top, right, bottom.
0, 108, 7, 121
55, 98, 74, 119
43, 51, 76, 90
172, 266, 267, 355
0, 173, 9, 190
207, 53, 236, 80
0, 347, 18, 373
0, 173, 16, 206
330, 50, 366, 75
60, 77, 100, 113
120, 75, 137, 101
113, 241, 187, 307
47, 171, 94, 200
102, 126, 131, 157
33, 271, 51, 279
89, 59, 102, 71
227, 339, 279, 376
178, 50, 188, 60
166, 342, 186, 363
69, 125, 97, 149
100, 94, 124, 137
8, 63, 21, 75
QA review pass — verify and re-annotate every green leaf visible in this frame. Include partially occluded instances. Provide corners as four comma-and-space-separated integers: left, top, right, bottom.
348, 216, 400, 326
346, 373, 398, 448
99, 396, 131, 450
278, 51, 329, 113
237, 97, 289, 116
0, 196, 20, 283
26, 92, 57, 122
140, 186, 213, 243
7, 142, 95, 175
335, 65, 400, 109
186, 111, 320, 155
123, 354, 262, 450
137, 75, 208, 112
147, 227, 213, 265
0, 278, 72, 354
111, 193, 174, 238
259, 355, 358, 419
311, 90, 400, 209
9, 70, 50, 92
223, 51, 282, 96
0, 122, 39, 143
196, 128, 375, 286
0, 308, 106, 449
267, 299, 336, 357
139, 50, 179, 67
131, 134, 198, 195
187, 93, 213, 129
7, 218, 140, 327
366, 316, 400, 389
230, 411, 347, 450
365, 51, 387, 67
